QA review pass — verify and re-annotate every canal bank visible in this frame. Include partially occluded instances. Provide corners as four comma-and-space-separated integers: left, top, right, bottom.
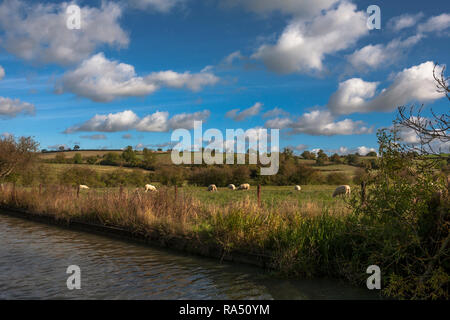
0, 206, 275, 269
0, 210, 379, 299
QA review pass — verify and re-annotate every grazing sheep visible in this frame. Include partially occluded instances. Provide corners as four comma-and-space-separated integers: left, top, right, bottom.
145, 184, 157, 192
208, 184, 218, 192
294, 185, 301, 191
332, 185, 351, 198
228, 184, 236, 190
79, 185, 89, 190
238, 183, 250, 190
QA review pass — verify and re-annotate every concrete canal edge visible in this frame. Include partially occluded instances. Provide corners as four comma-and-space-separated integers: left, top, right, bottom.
0, 206, 276, 270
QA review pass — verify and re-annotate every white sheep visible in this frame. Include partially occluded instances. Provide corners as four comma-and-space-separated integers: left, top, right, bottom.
332, 185, 351, 198
228, 184, 236, 190
208, 184, 218, 192
79, 185, 89, 190
145, 184, 157, 192
238, 183, 250, 190
294, 185, 301, 191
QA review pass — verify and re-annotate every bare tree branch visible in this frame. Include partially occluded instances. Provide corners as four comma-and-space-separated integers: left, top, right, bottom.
394, 63, 449, 159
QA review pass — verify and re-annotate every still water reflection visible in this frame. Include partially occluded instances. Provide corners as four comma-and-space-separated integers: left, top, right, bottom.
0, 212, 378, 299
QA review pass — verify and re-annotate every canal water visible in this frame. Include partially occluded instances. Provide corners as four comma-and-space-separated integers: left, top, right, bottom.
0, 211, 379, 300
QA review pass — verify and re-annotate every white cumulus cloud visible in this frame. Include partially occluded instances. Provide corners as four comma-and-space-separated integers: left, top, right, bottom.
418, 13, 450, 33
328, 61, 445, 115
0, 97, 35, 118
80, 134, 108, 140
265, 110, 372, 136
222, 0, 338, 18
64, 110, 140, 133
388, 13, 424, 32
64, 109, 210, 133
129, 0, 185, 12
0, 0, 128, 65
225, 102, 262, 121
252, 2, 368, 74
347, 35, 423, 70
56, 53, 219, 102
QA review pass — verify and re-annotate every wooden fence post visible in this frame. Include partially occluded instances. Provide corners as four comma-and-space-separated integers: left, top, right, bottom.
257, 184, 261, 207
77, 185, 80, 198
119, 185, 124, 199
361, 181, 366, 205
175, 185, 178, 201
12, 182, 16, 204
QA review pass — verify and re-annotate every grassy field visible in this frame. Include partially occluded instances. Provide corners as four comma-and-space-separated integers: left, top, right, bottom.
38, 163, 150, 183
38, 162, 355, 208
39, 150, 123, 159
39, 153, 363, 181
41, 163, 149, 174
39, 150, 372, 173
35, 151, 363, 215
180, 185, 347, 207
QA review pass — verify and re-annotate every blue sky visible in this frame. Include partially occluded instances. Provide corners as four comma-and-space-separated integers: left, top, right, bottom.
0, 0, 448, 154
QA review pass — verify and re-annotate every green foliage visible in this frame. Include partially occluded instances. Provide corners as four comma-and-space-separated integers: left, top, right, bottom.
73, 153, 83, 164
121, 146, 138, 165
330, 153, 341, 164
86, 156, 98, 165
326, 172, 350, 185
153, 166, 185, 186
142, 148, 156, 169
100, 152, 122, 166
301, 151, 316, 160
348, 129, 449, 299
0, 135, 39, 180
345, 154, 360, 166
58, 166, 101, 187
101, 169, 148, 187
316, 150, 328, 166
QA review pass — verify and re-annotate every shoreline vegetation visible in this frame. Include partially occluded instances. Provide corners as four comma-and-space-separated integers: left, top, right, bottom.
1, 162, 448, 300
0, 184, 350, 269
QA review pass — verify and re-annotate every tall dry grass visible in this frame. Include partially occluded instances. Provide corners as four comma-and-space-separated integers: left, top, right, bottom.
0, 184, 350, 255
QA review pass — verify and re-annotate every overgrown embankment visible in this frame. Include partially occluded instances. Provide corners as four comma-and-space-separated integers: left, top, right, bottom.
0, 179, 448, 299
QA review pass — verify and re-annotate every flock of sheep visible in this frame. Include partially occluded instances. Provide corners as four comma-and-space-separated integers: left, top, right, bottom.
207, 183, 351, 197
78, 183, 351, 197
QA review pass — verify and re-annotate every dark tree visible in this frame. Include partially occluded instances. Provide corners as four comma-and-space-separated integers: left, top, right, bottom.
0, 136, 38, 179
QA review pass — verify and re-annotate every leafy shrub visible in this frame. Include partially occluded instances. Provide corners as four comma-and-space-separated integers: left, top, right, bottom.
101, 169, 148, 187
100, 152, 122, 166
326, 172, 350, 185
58, 166, 101, 187
153, 166, 185, 186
